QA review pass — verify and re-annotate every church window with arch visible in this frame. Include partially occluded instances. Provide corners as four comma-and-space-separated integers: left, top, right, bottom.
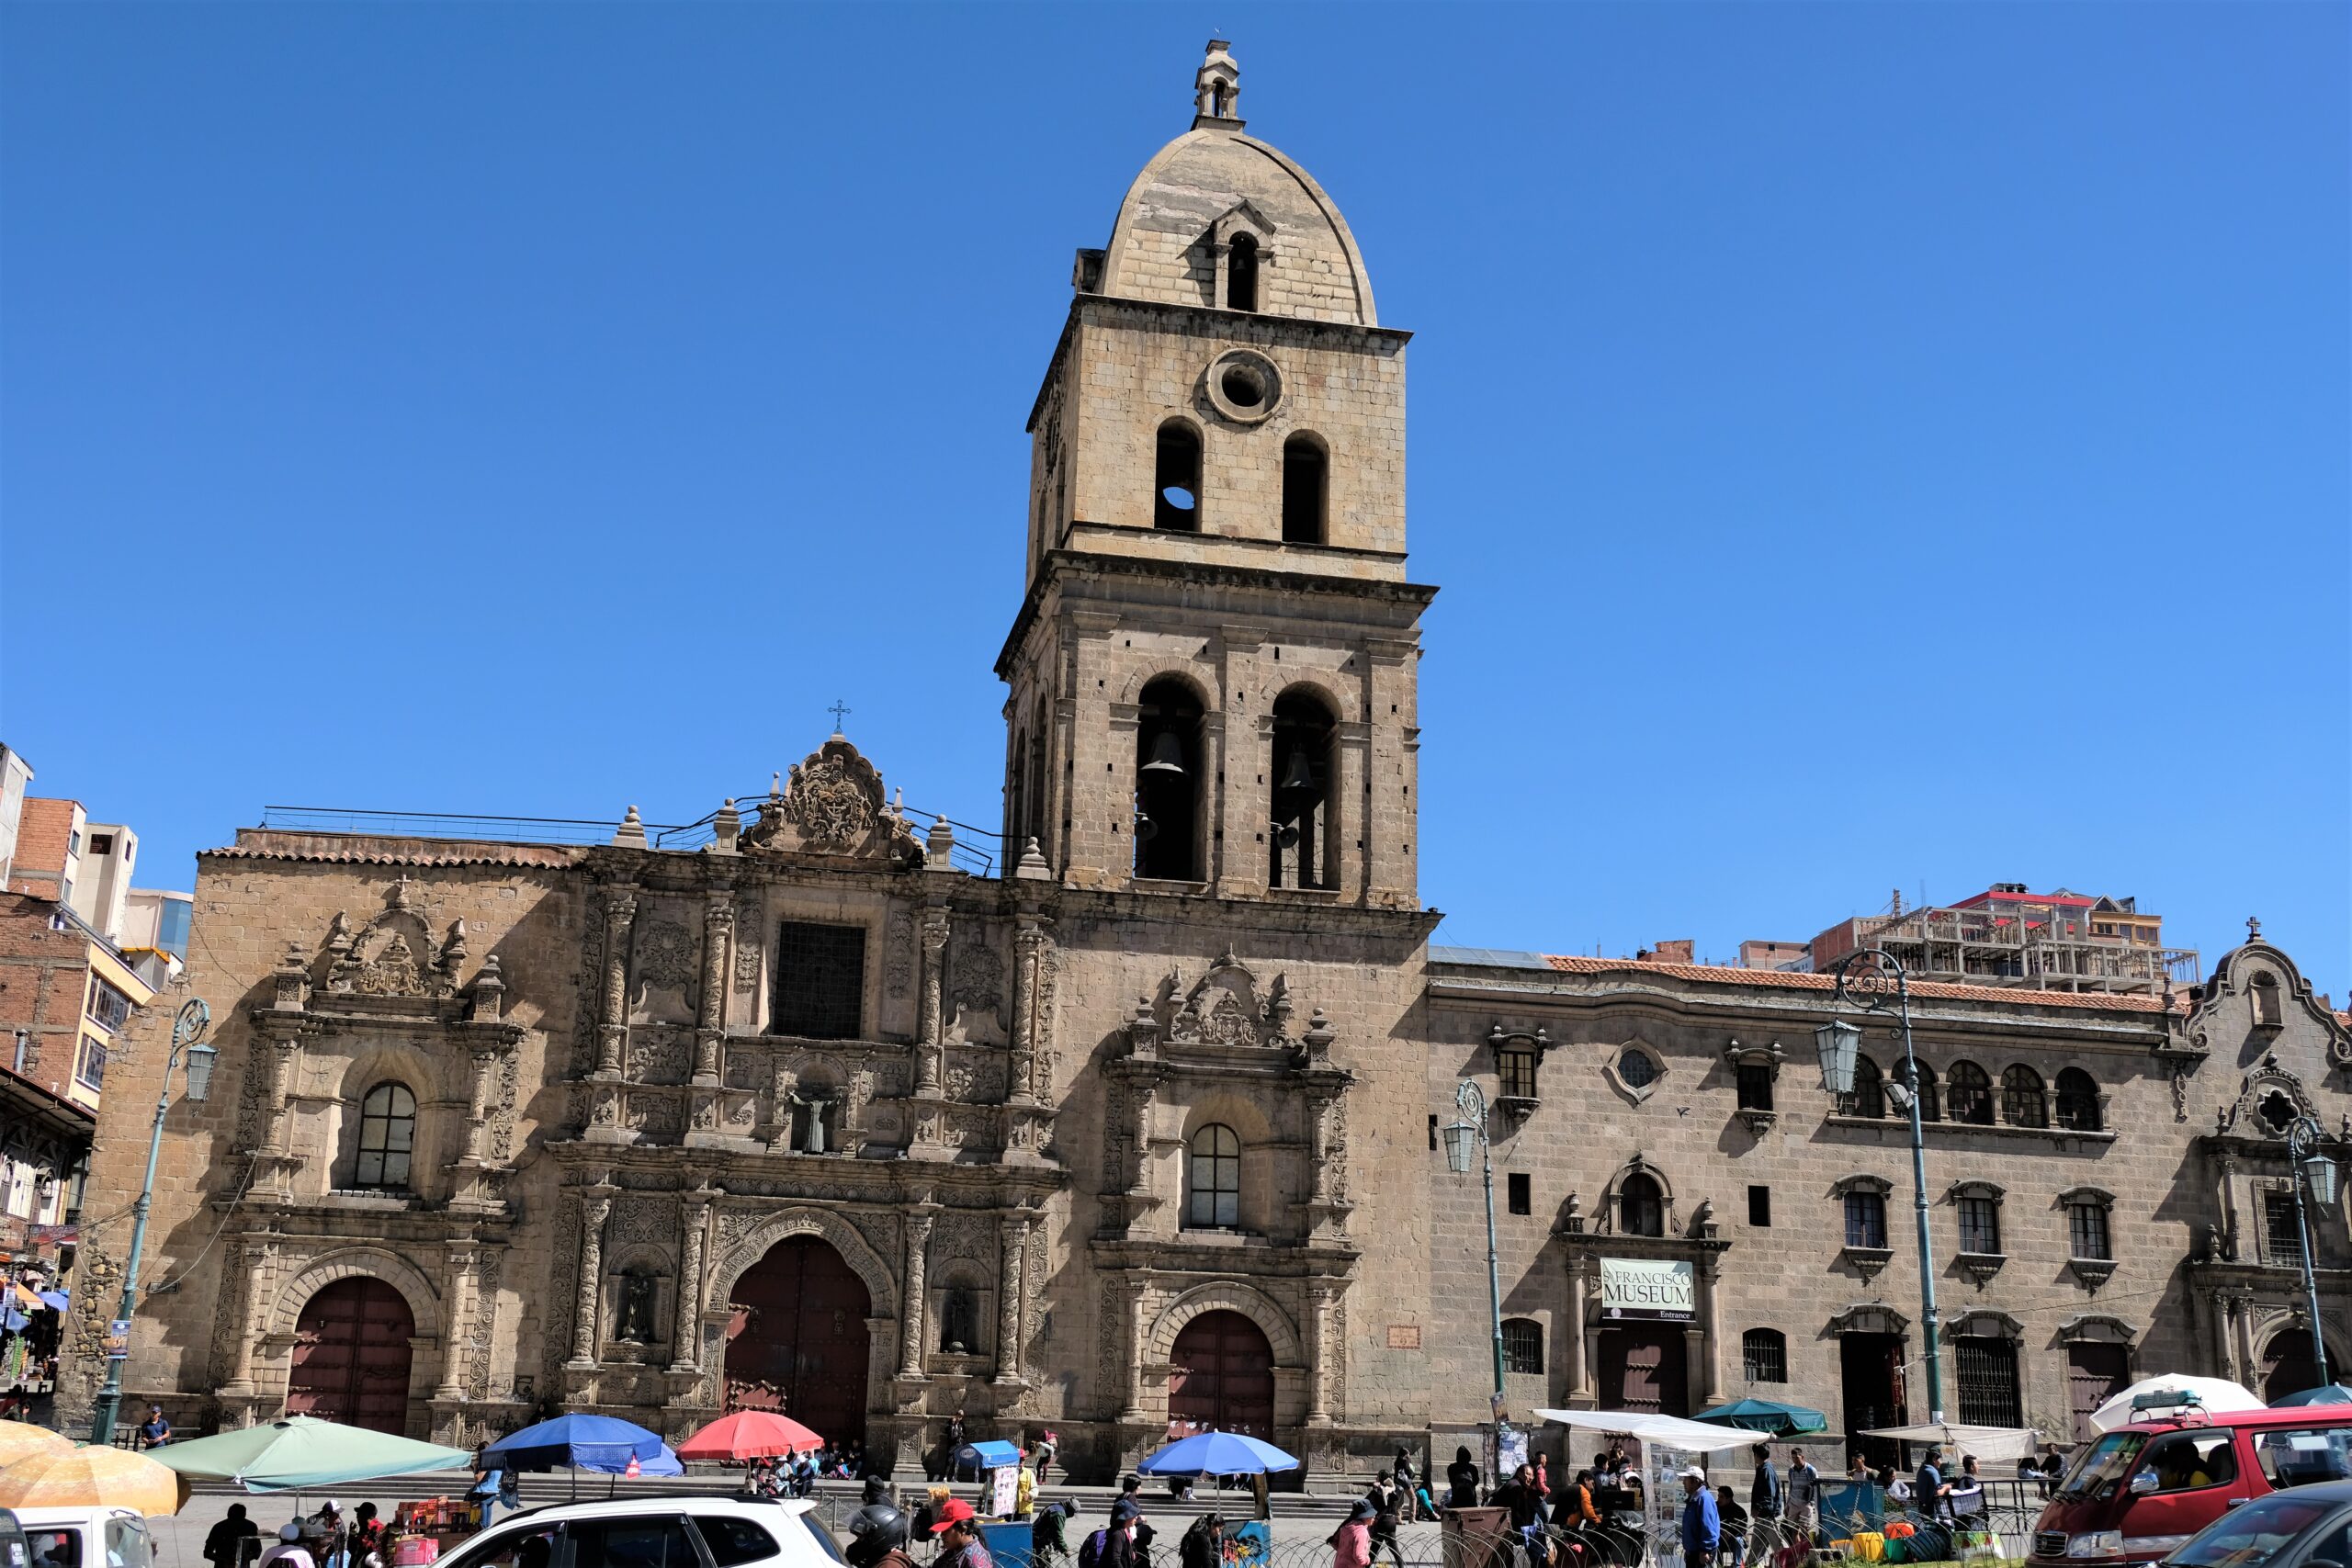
1136, 677, 1206, 882
1269, 690, 1336, 890
1619, 1171, 1665, 1237
2055, 1068, 2103, 1132
353, 1082, 416, 1190
1501, 1317, 1544, 1375
1227, 233, 1260, 312
1154, 421, 1202, 532
1282, 434, 1327, 544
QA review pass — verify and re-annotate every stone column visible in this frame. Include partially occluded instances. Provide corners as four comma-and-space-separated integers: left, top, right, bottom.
2207, 1289, 2234, 1381
695, 898, 733, 1085
1010, 920, 1043, 1105
598, 892, 638, 1074
1118, 1284, 1150, 1421
465, 1049, 500, 1160
261, 1038, 300, 1154
1566, 1256, 1592, 1402
1306, 1283, 1336, 1426
671, 1190, 713, 1374
993, 1214, 1029, 1385
568, 1188, 614, 1369
2232, 1294, 2257, 1385
898, 1212, 933, 1378
437, 1247, 476, 1399
1695, 1252, 1724, 1404
218, 1238, 261, 1397
1129, 1084, 1156, 1195
917, 912, 951, 1094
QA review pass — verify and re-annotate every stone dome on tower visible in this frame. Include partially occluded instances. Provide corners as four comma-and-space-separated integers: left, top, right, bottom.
1091, 40, 1378, 327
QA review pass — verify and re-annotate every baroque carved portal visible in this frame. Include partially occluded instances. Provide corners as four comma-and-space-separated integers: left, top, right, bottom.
743, 737, 922, 862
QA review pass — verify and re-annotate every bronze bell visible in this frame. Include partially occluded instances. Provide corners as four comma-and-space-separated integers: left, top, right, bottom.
1140, 731, 1186, 776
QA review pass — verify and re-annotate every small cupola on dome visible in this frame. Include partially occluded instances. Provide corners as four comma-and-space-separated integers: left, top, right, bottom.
1092, 39, 1378, 325
1193, 38, 1242, 129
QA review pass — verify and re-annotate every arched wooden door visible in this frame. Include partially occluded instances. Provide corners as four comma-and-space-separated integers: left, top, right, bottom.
286, 1278, 415, 1434
723, 1236, 871, 1444
1169, 1310, 1276, 1438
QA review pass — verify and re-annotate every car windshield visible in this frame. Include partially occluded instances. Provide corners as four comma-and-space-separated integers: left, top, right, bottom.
2064, 1433, 2149, 1498
2167, 1494, 2339, 1568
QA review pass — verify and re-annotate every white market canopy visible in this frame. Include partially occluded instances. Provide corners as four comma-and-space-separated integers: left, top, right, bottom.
1861, 1423, 2042, 1461
2090, 1375, 2263, 1434
1533, 1408, 1760, 1453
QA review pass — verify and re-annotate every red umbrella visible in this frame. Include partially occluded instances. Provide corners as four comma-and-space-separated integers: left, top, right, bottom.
676, 1411, 825, 1461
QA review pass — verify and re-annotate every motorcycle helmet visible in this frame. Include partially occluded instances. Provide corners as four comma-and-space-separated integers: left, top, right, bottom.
846, 1504, 908, 1568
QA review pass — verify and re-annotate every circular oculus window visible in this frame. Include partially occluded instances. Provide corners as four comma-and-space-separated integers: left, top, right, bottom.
1203, 349, 1283, 424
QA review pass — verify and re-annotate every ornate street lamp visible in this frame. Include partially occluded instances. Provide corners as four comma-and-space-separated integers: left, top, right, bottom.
1443, 1080, 1508, 1413
2286, 1115, 2339, 1388
1819, 948, 1946, 1424
90, 998, 214, 1446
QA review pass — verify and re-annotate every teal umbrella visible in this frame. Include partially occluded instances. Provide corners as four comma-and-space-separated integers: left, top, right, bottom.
1696, 1399, 1830, 1437
153, 1416, 472, 1492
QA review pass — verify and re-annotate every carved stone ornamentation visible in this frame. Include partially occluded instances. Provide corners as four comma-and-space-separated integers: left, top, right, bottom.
743, 736, 921, 862
325, 880, 460, 998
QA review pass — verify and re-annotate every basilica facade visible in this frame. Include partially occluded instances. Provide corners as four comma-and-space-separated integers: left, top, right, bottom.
62, 43, 2349, 1477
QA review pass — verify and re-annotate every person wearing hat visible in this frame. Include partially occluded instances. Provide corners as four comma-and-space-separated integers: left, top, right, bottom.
258, 1524, 315, 1568
1678, 1466, 1719, 1568
1328, 1500, 1374, 1568
1100, 1498, 1146, 1568
1030, 1500, 1075, 1568
139, 1404, 172, 1449
932, 1499, 992, 1568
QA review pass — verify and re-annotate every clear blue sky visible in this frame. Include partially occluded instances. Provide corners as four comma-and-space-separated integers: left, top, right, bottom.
5, 4, 2346, 996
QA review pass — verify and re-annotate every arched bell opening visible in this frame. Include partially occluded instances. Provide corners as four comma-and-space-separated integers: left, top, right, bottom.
1269, 690, 1335, 890
1136, 676, 1206, 882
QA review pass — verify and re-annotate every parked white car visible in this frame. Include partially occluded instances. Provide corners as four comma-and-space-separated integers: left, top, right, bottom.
438, 1496, 842, 1568
15, 1507, 153, 1568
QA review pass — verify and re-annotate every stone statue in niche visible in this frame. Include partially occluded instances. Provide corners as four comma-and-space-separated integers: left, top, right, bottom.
788, 1089, 840, 1154
615, 1269, 660, 1343
949, 942, 1007, 1045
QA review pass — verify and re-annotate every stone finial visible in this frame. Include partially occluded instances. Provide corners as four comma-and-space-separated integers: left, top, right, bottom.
612, 805, 649, 849
1193, 38, 1241, 127
470, 953, 506, 1021
1014, 837, 1052, 882
924, 815, 958, 870
711, 798, 741, 855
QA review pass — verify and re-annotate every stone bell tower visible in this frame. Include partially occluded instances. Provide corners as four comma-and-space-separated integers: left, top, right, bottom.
996, 40, 1433, 910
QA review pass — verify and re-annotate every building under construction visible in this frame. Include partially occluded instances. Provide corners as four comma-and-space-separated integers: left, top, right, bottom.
1807, 883, 2199, 995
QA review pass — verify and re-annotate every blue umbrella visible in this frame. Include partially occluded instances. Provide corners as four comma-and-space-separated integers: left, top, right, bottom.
1135, 1432, 1299, 1476
483, 1414, 681, 1476
38, 1291, 68, 1312
2273, 1384, 2352, 1408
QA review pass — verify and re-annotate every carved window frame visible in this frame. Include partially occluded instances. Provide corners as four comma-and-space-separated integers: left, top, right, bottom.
1605, 1041, 1668, 1104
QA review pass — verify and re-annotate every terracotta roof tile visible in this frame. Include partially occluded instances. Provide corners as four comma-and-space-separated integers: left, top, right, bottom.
205, 831, 582, 870
1539, 953, 2178, 1014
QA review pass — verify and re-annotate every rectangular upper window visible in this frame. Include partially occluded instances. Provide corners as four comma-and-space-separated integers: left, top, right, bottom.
771, 921, 865, 1040
88, 833, 114, 855
1748, 1185, 1771, 1227
76, 1035, 107, 1090
1507, 1172, 1531, 1215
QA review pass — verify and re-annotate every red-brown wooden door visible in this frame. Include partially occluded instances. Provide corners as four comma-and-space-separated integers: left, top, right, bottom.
286, 1278, 415, 1434
722, 1236, 871, 1444
1598, 1326, 1690, 1416
1169, 1311, 1276, 1438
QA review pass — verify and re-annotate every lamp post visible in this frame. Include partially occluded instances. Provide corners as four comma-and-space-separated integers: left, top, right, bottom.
1443, 1079, 1509, 1413
1815, 948, 1945, 1424
89, 998, 215, 1447
2285, 1115, 2339, 1389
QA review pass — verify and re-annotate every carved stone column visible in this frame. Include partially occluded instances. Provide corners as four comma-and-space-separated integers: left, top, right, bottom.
1306, 1283, 1336, 1426
568, 1186, 615, 1369
1128, 1084, 1156, 1195
1010, 919, 1043, 1105
437, 1246, 477, 1399
219, 1236, 265, 1397
260, 1037, 300, 1155
993, 1214, 1029, 1385
898, 1211, 933, 1378
465, 1049, 500, 1160
917, 911, 951, 1094
598, 892, 638, 1075
1119, 1283, 1150, 1421
695, 898, 733, 1086
2232, 1293, 2257, 1384
671, 1188, 713, 1374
